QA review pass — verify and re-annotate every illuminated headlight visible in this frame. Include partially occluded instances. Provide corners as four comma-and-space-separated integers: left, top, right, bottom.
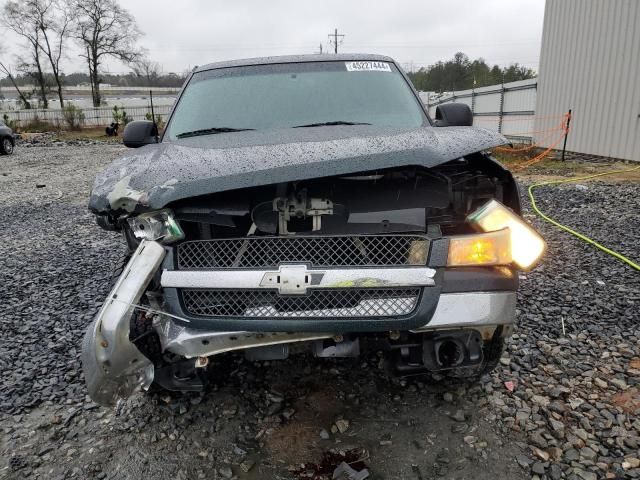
467, 199, 546, 271
447, 229, 512, 267
127, 209, 184, 244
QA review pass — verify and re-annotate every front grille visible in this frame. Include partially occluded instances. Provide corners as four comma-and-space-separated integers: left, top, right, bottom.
181, 288, 421, 318
177, 235, 429, 269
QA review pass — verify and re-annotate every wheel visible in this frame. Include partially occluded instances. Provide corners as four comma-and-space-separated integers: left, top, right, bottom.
109, 253, 204, 395
108, 252, 163, 364
0, 137, 14, 155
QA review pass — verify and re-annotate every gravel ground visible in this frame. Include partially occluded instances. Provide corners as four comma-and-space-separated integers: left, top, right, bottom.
1, 141, 639, 480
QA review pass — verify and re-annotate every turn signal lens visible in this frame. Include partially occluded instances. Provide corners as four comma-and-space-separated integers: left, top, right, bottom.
467, 200, 546, 271
447, 229, 512, 267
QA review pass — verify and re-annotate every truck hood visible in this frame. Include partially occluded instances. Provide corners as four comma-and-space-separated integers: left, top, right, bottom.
89, 125, 508, 214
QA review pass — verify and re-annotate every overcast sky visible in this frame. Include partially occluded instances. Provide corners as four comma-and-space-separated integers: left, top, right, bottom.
1, 0, 546, 75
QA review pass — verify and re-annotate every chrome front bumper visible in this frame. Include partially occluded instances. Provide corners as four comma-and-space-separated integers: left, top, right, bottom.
81, 239, 516, 406
159, 291, 516, 358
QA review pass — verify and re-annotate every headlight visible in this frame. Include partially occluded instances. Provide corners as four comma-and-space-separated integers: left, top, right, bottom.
467, 199, 546, 271
127, 209, 184, 244
447, 229, 512, 267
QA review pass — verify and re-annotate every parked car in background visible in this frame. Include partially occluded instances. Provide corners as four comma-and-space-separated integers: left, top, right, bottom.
82, 54, 546, 406
0, 120, 16, 155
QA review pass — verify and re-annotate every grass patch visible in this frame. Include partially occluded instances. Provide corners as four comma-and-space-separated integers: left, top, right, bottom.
53, 127, 122, 143
494, 149, 640, 183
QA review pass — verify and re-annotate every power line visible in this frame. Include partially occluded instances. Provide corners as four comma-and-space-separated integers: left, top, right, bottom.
328, 28, 345, 54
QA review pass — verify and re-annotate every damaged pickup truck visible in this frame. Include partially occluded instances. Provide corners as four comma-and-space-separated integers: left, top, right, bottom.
82, 54, 546, 406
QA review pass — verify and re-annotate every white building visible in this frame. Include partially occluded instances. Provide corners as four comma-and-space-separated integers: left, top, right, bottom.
535, 0, 640, 161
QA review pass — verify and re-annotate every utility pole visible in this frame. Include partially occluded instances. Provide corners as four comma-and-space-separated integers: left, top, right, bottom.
318, 43, 323, 54
328, 28, 344, 54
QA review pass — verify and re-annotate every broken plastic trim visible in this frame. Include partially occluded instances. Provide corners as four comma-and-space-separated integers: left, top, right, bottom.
127, 209, 184, 244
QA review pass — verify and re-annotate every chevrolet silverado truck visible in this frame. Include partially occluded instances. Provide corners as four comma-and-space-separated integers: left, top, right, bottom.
82, 54, 546, 406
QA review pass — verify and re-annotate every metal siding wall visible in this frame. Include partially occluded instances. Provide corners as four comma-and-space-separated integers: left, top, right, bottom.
474, 93, 501, 113
421, 79, 537, 138
536, 0, 640, 161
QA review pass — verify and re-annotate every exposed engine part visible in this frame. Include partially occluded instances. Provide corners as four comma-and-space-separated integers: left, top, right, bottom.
273, 189, 333, 234
422, 330, 483, 371
169, 155, 519, 241
313, 338, 360, 358
195, 356, 209, 368
154, 359, 205, 392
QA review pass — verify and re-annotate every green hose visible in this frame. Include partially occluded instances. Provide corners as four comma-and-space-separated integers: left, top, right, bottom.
527, 165, 640, 271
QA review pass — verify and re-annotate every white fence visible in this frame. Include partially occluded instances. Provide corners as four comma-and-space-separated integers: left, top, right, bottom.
419, 78, 551, 141
0, 104, 173, 128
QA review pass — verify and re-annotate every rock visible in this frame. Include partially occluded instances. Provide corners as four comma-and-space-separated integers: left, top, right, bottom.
451, 423, 468, 433
574, 428, 589, 441
335, 419, 350, 434
574, 468, 597, 480
594, 378, 608, 389
533, 447, 549, 461
528, 432, 548, 449
549, 464, 562, 480
609, 378, 627, 390
442, 392, 454, 403
622, 457, 640, 469
531, 395, 550, 407
548, 418, 565, 434
515, 454, 532, 469
240, 459, 255, 473
564, 449, 580, 462
546, 447, 563, 461
531, 462, 547, 475
218, 466, 233, 479
319, 429, 330, 440
580, 446, 598, 461
451, 410, 466, 422
222, 403, 238, 416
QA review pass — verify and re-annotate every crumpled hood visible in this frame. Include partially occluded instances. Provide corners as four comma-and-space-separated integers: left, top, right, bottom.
89, 125, 508, 214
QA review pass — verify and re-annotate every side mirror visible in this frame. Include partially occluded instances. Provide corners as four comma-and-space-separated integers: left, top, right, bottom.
433, 103, 473, 127
122, 120, 158, 148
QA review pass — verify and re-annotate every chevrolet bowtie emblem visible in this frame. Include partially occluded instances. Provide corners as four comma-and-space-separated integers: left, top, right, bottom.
260, 264, 325, 295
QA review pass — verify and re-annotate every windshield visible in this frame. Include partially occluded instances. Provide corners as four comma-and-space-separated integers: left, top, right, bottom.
165, 61, 426, 140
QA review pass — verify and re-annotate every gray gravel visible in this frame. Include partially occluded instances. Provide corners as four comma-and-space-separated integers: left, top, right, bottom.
1, 143, 639, 480
489, 179, 640, 480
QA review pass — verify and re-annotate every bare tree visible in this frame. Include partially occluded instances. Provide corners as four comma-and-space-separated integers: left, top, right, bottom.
0, 53, 32, 109
132, 58, 161, 86
73, 0, 143, 107
32, 0, 72, 108
2, 0, 51, 107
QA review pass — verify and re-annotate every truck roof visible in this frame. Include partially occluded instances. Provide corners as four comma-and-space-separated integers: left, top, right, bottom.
194, 53, 396, 72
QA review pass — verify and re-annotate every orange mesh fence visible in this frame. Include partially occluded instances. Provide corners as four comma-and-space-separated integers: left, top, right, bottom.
491, 111, 572, 172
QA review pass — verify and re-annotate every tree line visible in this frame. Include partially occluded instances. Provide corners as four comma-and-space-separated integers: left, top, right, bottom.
407, 52, 536, 92
0, 71, 188, 89
0, 0, 175, 109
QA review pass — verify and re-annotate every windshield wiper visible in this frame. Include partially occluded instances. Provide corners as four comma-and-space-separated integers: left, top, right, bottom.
175, 127, 255, 138
292, 121, 372, 128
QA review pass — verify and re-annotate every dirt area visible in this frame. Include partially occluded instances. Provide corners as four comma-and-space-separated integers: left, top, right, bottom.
1, 141, 638, 480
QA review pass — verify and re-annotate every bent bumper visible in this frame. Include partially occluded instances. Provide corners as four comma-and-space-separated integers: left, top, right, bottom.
81, 240, 166, 406
81, 238, 516, 406
158, 291, 516, 358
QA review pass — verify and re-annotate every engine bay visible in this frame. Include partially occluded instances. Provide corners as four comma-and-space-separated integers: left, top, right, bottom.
163, 153, 519, 242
